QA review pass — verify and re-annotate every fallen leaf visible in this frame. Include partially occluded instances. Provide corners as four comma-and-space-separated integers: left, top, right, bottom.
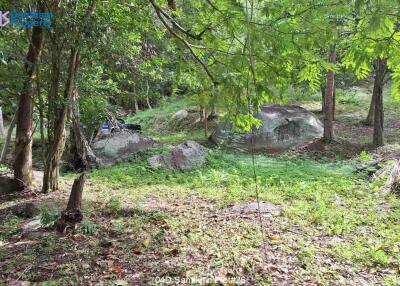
111, 264, 124, 274
268, 234, 279, 240
71, 234, 82, 241
141, 238, 151, 248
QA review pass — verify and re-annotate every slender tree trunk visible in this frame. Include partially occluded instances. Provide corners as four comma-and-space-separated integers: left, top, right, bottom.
373, 58, 387, 147
365, 60, 386, 128
42, 49, 79, 193
333, 86, 336, 121
0, 107, 5, 137
146, 96, 152, 109
47, 47, 62, 143
321, 85, 325, 113
56, 173, 86, 232
69, 89, 97, 170
203, 106, 208, 137
323, 49, 336, 143
208, 104, 218, 120
37, 68, 46, 165
14, 22, 44, 190
134, 99, 139, 113
199, 105, 205, 122
365, 94, 375, 126
145, 81, 152, 109
0, 113, 16, 164
66, 173, 86, 211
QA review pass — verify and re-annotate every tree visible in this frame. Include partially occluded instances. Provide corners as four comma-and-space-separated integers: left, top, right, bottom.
0, 107, 5, 137
0, 113, 16, 164
364, 60, 390, 128
372, 58, 387, 147
42, 0, 96, 192
323, 49, 336, 143
344, 0, 400, 146
14, 2, 45, 190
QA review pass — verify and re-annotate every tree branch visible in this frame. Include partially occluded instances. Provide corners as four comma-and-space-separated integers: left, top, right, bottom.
157, 7, 208, 40
149, 0, 218, 86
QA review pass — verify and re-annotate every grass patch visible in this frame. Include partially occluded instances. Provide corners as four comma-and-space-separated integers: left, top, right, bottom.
126, 97, 192, 130
88, 148, 400, 272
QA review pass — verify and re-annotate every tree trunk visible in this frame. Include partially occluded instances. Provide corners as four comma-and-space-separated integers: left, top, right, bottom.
37, 68, 46, 164
323, 49, 336, 143
365, 93, 375, 126
14, 22, 44, 190
208, 104, 218, 120
365, 60, 387, 128
373, 58, 387, 147
333, 86, 336, 121
56, 173, 86, 232
69, 89, 97, 171
66, 173, 86, 211
134, 99, 139, 113
321, 85, 325, 113
199, 105, 204, 122
146, 96, 152, 109
0, 113, 16, 164
42, 49, 79, 193
203, 106, 208, 137
0, 107, 5, 137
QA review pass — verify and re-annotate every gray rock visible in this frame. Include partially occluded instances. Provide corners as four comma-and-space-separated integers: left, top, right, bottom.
210, 105, 323, 152
92, 132, 159, 166
21, 216, 42, 232
171, 109, 189, 121
148, 140, 206, 170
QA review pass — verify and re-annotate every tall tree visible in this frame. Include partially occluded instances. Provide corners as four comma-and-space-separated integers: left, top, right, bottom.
372, 58, 387, 147
323, 49, 336, 143
344, 0, 399, 146
14, 2, 44, 190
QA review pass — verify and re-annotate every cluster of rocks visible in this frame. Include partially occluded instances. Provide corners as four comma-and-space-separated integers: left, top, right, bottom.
91, 129, 207, 171
87, 105, 323, 169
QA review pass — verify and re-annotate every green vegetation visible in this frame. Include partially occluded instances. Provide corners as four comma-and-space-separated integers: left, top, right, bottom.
1, 0, 400, 285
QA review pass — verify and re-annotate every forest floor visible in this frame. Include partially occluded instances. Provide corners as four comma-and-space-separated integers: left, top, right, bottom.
1, 85, 400, 286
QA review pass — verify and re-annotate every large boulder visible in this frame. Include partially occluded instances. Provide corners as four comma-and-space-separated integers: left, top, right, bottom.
171, 109, 189, 121
92, 132, 159, 166
210, 105, 323, 152
148, 140, 206, 170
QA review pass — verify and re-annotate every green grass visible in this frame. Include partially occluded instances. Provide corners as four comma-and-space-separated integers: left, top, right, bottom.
3, 88, 400, 284
151, 130, 206, 144
126, 97, 192, 130
88, 148, 400, 275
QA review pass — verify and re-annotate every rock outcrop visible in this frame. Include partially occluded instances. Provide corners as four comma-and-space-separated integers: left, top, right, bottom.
210, 105, 323, 152
92, 132, 159, 166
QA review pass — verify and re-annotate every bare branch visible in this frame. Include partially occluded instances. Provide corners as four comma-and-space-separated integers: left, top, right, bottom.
149, 0, 218, 86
